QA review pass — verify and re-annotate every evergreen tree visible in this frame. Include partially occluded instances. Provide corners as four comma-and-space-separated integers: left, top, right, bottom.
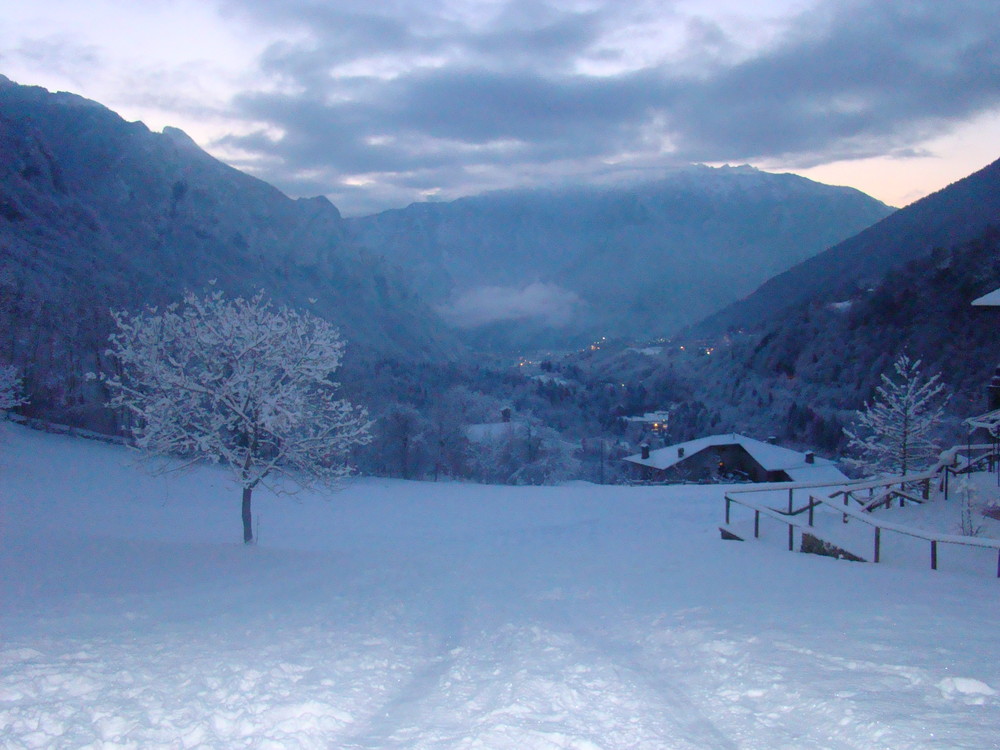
0, 364, 26, 413
843, 354, 947, 476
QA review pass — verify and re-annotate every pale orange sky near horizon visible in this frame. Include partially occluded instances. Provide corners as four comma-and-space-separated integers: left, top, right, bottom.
790, 111, 1000, 209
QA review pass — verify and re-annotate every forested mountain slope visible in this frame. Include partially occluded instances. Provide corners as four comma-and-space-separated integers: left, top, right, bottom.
0, 77, 457, 429
681, 225, 1000, 452
696, 156, 1000, 336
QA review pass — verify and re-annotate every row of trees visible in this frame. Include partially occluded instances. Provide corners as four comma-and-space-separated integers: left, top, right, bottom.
356, 393, 580, 485
0, 287, 957, 543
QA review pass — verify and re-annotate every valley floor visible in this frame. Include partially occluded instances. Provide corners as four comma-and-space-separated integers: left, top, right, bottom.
1, 423, 998, 749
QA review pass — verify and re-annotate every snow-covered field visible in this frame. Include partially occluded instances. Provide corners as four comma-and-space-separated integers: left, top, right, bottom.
1, 423, 998, 749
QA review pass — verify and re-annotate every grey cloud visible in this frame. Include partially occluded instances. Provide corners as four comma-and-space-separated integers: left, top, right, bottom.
11, 36, 101, 84
212, 0, 1000, 214
465, 3, 606, 68
663, 0, 1000, 164
227, 0, 607, 72
224, 67, 659, 172
437, 282, 583, 329
381, 67, 660, 145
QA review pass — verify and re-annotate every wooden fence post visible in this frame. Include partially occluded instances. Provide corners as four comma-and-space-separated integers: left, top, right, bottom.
874, 527, 881, 563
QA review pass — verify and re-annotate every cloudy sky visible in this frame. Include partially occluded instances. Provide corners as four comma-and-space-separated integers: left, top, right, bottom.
3, 0, 999, 216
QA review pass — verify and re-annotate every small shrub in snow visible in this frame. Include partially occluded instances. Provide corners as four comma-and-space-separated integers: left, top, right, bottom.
959, 477, 984, 537
104, 290, 372, 543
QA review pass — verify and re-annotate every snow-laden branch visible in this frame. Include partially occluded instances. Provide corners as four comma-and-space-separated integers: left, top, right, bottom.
103, 291, 372, 542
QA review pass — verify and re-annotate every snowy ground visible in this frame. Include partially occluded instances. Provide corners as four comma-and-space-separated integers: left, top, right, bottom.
1, 423, 999, 749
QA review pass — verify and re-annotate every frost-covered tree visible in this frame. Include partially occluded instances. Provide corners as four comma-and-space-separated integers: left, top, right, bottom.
104, 291, 371, 543
843, 354, 947, 476
0, 364, 27, 414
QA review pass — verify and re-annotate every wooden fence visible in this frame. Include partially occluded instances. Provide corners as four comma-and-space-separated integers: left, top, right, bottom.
723, 458, 1000, 577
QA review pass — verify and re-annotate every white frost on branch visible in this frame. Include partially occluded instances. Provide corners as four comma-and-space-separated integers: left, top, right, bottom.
104, 291, 372, 506
0, 364, 27, 413
843, 353, 947, 477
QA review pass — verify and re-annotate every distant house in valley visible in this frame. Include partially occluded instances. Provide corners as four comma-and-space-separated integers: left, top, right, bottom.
465, 406, 526, 444
621, 410, 671, 434
464, 420, 528, 444
623, 433, 848, 484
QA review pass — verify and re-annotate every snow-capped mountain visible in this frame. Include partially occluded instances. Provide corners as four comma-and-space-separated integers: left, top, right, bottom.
347, 166, 893, 348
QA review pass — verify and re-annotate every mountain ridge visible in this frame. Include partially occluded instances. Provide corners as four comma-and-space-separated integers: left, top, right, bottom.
692, 155, 1000, 336
347, 166, 893, 348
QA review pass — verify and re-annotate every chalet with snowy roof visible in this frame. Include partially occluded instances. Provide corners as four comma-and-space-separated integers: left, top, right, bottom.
623, 433, 848, 484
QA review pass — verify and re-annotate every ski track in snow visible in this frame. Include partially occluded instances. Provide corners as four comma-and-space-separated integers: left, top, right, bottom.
1, 423, 999, 748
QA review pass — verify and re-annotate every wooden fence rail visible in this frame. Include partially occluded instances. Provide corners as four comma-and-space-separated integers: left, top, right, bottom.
723, 459, 1000, 578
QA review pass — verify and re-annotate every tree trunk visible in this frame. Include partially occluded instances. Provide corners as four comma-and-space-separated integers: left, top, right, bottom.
242, 485, 254, 544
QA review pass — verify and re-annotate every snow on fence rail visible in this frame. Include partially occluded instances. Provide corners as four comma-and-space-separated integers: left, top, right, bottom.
825, 475, 934, 513
822, 495, 1000, 576
723, 466, 1000, 578
723, 491, 821, 554
722, 476, 878, 515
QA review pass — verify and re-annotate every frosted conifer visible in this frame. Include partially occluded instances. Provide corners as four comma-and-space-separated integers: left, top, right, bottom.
0, 364, 26, 413
843, 354, 947, 476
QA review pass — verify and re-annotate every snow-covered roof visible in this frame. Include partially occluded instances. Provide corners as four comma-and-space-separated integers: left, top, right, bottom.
622, 410, 671, 424
971, 288, 1000, 307
783, 464, 851, 483
965, 408, 1000, 434
623, 433, 847, 481
465, 422, 526, 443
